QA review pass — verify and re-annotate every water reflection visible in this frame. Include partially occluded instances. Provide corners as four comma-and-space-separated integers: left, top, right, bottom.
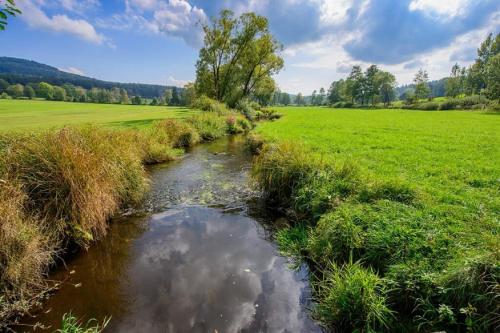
110, 207, 319, 332
19, 137, 321, 333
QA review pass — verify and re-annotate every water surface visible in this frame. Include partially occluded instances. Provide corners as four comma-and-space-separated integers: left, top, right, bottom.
21, 136, 321, 333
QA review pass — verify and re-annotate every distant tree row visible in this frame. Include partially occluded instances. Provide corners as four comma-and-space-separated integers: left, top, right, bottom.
444, 33, 499, 101
0, 80, 197, 106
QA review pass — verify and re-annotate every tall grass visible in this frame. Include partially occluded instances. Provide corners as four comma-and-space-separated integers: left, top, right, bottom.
252, 139, 500, 331
0, 112, 240, 327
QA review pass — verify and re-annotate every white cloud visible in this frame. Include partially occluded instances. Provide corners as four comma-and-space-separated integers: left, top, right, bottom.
98, 0, 207, 47
167, 76, 189, 86
17, 0, 107, 44
59, 67, 85, 75
409, 0, 470, 16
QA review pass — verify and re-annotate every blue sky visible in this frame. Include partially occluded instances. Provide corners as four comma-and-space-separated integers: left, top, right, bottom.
2, 0, 499, 93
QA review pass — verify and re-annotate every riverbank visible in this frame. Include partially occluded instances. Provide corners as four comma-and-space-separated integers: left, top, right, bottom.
250, 107, 500, 332
0, 111, 250, 327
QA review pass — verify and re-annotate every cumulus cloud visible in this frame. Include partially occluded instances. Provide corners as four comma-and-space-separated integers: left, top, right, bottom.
58, 0, 100, 14
17, 0, 106, 44
99, 0, 207, 47
167, 76, 189, 86
342, 0, 499, 64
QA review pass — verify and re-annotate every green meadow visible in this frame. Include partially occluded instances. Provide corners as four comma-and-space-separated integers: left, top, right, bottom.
253, 106, 500, 331
0, 99, 198, 131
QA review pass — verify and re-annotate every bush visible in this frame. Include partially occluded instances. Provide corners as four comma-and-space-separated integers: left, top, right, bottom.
188, 113, 226, 141
154, 119, 200, 148
439, 99, 460, 110
235, 99, 257, 120
191, 95, 230, 115
417, 101, 440, 110
313, 262, 393, 331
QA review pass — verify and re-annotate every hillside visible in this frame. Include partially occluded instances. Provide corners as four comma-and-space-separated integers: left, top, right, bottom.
0, 57, 175, 98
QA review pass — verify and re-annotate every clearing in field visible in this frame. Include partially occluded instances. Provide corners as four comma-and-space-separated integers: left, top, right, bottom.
0, 99, 198, 131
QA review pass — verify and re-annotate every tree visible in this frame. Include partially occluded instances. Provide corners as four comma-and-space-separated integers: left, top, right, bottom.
119, 88, 129, 104
445, 63, 466, 97
347, 65, 365, 103
465, 33, 499, 94
485, 53, 500, 101
131, 96, 142, 105
254, 75, 275, 105
53, 86, 67, 101
195, 10, 283, 105
150, 98, 158, 106
6, 84, 23, 98
280, 93, 291, 106
328, 80, 343, 104
295, 92, 305, 105
24, 85, 35, 99
38, 82, 54, 100
0, 78, 8, 93
318, 87, 326, 105
376, 71, 396, 106
364, 65, 380, 105
171, 87, 180, 105
0, 0, 21, 31
164, 89, 173, 105
182, 83, 196, 106
413, 69, 430, 100
311, 90, 317, 105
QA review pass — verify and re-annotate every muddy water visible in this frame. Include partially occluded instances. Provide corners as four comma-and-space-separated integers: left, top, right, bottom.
21, 136, 321, 333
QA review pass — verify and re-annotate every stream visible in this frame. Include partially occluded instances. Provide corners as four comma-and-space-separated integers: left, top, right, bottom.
20, 136, 322, 333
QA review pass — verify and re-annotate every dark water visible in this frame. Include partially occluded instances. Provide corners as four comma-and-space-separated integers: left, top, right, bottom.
19, 136, 321, 333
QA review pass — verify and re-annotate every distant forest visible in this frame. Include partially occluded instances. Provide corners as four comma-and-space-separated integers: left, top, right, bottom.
0, 57, 176, 98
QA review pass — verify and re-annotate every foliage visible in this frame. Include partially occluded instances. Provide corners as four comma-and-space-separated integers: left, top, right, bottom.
0, 57, 175, 99
195, 10, 283, 105
0, 0, 21, 31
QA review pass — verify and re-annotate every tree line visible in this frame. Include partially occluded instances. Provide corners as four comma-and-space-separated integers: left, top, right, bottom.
0, 80, 197, 106
287, 32, 498, 108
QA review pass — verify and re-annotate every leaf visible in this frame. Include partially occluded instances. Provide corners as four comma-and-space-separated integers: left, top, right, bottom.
0, 12, 7, 20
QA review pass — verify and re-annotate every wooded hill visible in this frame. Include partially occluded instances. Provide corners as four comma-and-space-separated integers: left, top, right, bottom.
0, 57, 175, 98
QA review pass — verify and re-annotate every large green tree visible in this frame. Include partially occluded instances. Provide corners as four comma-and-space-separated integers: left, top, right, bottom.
195, 10, 283, 105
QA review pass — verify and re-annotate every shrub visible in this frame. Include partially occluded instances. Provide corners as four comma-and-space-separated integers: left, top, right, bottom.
314, 262, 393, 331
188, 113, 226, 141
439, 99, 460, 110
417, 102, 440, 110
460, 95, 489, 108
235, 98, 257, 120
191, 95, 230, 115
154, 119, 200, 148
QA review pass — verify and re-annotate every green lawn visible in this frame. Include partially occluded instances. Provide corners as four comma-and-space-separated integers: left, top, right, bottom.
0, 99, 198, 131
254, 106, 500, 330
257, 107, 499, 210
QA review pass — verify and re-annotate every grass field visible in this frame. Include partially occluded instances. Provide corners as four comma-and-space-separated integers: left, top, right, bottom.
253, 106, 500, 331
0, 99, 198, 131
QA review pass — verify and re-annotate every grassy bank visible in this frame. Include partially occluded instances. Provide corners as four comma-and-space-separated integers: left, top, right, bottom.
0, 110, 250, 328
252, 107, 499, 331
0, 99, 198, 131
